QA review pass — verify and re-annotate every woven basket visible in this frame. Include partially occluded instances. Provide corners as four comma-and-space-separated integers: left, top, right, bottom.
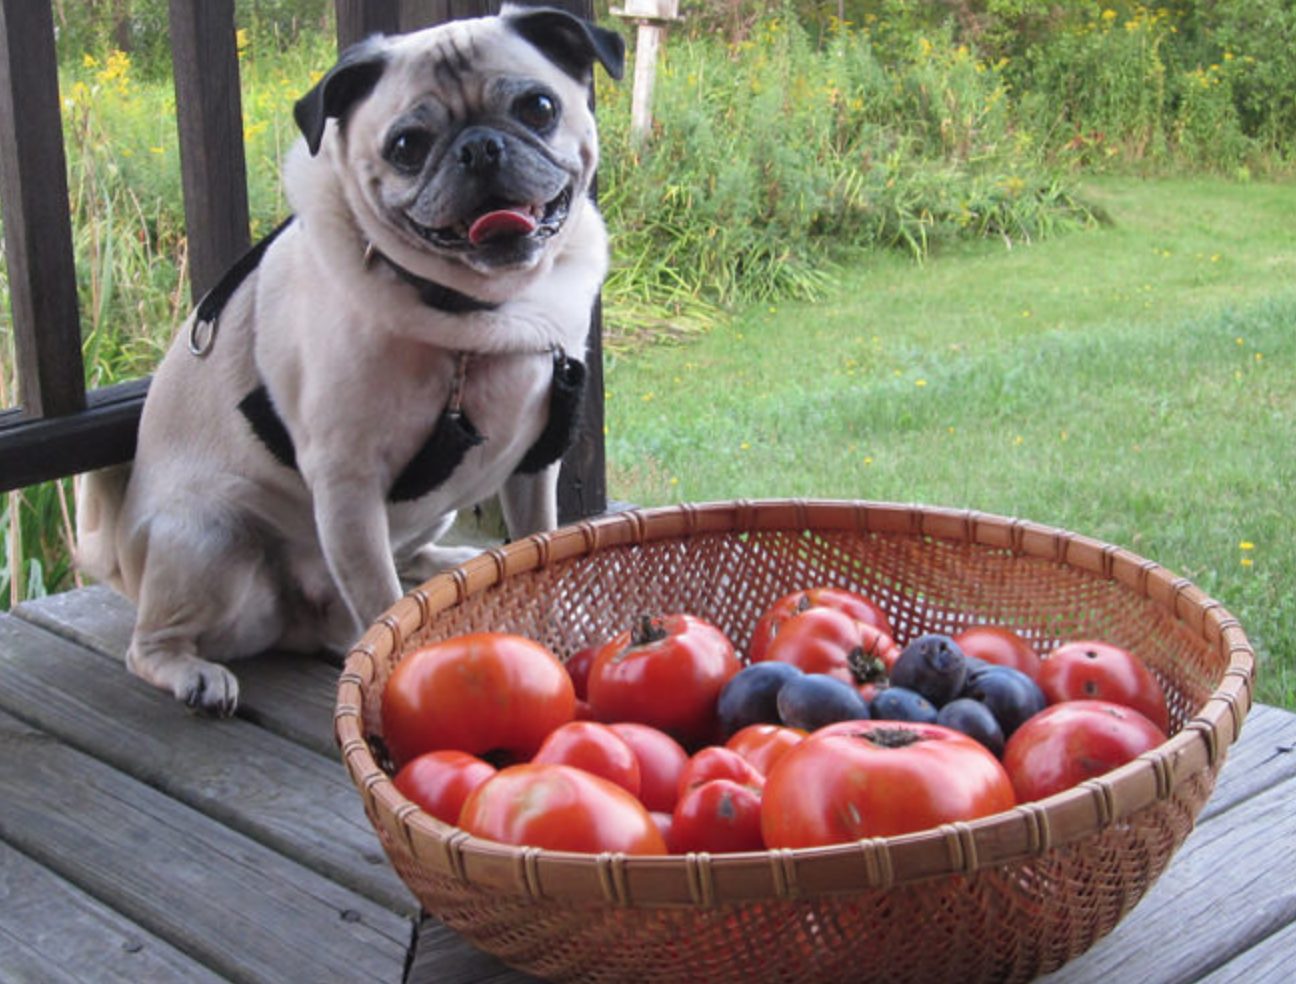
336, 500, 1255, 984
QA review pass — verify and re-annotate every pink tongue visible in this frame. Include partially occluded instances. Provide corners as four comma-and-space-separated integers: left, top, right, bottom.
468, 209, 538, 245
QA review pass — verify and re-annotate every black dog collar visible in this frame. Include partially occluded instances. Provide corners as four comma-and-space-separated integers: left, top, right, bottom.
364, 242, 500, 315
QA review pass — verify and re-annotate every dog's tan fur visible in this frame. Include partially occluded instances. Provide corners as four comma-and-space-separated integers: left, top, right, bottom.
75, 7, 622, 713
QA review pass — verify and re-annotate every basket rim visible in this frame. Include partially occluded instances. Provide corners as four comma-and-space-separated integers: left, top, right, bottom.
335, 498, 1256, 907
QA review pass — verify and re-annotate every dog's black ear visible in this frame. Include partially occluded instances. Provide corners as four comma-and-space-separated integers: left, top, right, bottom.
293, 39, 388, 155
504, 5, 626, 82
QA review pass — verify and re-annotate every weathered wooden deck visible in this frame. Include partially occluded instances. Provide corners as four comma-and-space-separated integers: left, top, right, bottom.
1, 585, 1293, 983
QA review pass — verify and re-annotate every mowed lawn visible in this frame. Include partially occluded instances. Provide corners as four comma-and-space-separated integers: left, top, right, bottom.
603, 177, 1296, 707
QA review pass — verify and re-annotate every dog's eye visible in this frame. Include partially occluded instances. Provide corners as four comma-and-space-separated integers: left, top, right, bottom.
512, 91, 559, 133
384, 128, 434, 173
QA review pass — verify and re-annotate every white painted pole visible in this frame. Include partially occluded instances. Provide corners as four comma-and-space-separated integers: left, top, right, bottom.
630, 22, 663, 145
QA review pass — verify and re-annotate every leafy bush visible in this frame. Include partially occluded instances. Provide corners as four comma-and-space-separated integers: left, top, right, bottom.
597, 13, 1096, 344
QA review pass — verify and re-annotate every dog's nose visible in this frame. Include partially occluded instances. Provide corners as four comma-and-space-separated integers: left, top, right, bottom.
456, 129, 506, 173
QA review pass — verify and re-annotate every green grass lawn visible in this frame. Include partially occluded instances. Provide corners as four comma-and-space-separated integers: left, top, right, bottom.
603, 177, 1295, 707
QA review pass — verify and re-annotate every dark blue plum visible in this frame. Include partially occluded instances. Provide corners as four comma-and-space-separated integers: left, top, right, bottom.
890, 633, 969, 707
776, 673, 870, 732
869, 686, 939, 724
937, 698, 1006, 757
961, 665, 1047, 736
716, 661, 805, 738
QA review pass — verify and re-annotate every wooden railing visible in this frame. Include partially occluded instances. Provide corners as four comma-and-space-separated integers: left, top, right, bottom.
0, 0, 607, 522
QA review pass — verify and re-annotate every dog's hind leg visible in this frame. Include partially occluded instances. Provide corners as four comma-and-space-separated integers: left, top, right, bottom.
124, 511, 286, 716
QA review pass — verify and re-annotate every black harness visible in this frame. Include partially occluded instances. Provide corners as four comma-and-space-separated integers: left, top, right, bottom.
193, 216, 585, 503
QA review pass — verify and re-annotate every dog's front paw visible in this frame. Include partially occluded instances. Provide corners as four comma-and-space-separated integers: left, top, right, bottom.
177, 662, 241, 717
399, 543, 487, 584
127, 644, 241, 717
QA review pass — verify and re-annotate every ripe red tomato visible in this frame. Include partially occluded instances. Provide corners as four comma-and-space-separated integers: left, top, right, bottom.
725, 723, 807, 775
677, 745, 766, 799
458, 763, 666, 854
382, 633, 575, 767
565, 645, 599, 701
587, 614, 741, 746
761, 721, 1016, 847
670, 779, 765, 854
392, 750, 496, 825
1039, 641, 1170, 733
758, 607, 899, 688
531, 721, 641, 797
1002, 699, 1168, 802
608, 722, 690, 813
954, 625, 1042, 681
749, 586, 895, 663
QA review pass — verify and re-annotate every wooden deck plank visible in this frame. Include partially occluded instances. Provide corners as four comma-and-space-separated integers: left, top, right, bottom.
1043, 769, 1296, 982
0, 840, 229, 984
0, 707, 408, 983
1197, 703, 1296, 821
0, 613, 413, 914
16, 585, 342, 758
1196, 921, 1296, 984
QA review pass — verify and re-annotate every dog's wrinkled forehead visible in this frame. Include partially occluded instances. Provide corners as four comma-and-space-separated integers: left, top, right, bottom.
294, 9, 624, 156
385, 18, 577, 112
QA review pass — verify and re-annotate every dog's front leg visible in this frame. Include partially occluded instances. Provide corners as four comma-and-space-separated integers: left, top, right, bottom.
499, 463, 560, 541
308, 473, 403, 632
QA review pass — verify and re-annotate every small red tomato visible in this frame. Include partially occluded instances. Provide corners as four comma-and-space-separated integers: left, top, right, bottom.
392, 750, 496, 825
587, 614, 741, 746
954, 625, 1043, 681
650, 810, 675, 850
565, 645, 599, 701
749, 586, 895, 663
678, 745, 766, 800
762, 721, 1016, 847
532, 721, 641, 798
725, 723, 807, 775
1039, 640, 1170, 733
608, 722, 690, 813
459, 763, 666, 854
1002, 699, 1168, 802
759, 607, 899, 688
670, 779, 765, 854
382, 633, 575, 768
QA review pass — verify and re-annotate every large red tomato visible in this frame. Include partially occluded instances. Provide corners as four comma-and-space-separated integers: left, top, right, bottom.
1002, 699, 1168, 802
761, 721, 1016, 847
459, 763, 666, 854
758, 607, 899, 688
954, 625, 1042, 681
392, 750, 496, 825
749, 586, 895, 663
587, 614, 741, 746
1039, 641, 1170, 733
670, 779, 765, 854
381, 633, 575, 767
608, 722, 690, 813
532, 721, 642, 798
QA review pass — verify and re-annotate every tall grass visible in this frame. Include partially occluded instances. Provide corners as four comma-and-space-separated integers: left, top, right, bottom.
596, 16, 1099, 346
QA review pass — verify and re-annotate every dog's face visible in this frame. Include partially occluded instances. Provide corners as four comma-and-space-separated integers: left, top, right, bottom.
294, 5, 624, 276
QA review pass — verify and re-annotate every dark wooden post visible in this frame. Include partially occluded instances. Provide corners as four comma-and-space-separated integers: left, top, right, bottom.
0, 0, 85, 419
335, 0, 402, 49
168, 0, 251, 301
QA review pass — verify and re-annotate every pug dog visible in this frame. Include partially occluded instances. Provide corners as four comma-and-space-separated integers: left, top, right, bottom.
74, 5, 625, 715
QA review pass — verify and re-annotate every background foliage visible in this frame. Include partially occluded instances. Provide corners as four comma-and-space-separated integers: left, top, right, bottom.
2, 0, 1293, 628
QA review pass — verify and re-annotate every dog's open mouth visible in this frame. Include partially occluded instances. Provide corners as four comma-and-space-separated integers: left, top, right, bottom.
412, 186, 572, 250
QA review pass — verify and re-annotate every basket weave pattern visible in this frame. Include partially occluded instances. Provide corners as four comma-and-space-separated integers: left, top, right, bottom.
336, 501, 1254, 984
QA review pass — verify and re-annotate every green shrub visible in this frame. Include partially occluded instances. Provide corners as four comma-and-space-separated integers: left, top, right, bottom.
597, 13, 1096, 345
